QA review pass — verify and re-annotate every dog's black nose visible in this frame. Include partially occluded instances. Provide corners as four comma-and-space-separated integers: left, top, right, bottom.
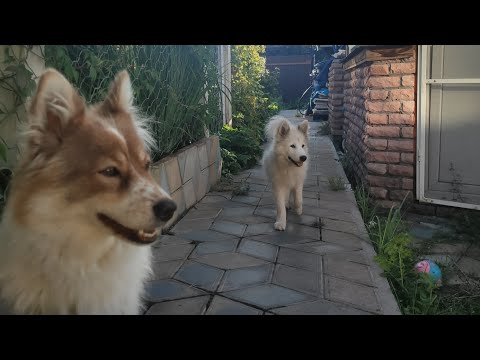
300, 155, 307, 162
153, 199, 177, 221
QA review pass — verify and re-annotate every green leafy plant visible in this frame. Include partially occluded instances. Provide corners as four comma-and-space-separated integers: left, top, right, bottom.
361, 194, 443, 314
0, 46, 40, 217
44, 45, 225, 162
231, 45, 280, 143
355, 185, 377, 225
327, 176, 346, 191
219, 125, 262, 176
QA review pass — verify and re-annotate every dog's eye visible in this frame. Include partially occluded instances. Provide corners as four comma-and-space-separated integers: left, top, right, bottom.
100, 167, 120, 177
290, 145, 296, 148
302, 144, 305, 148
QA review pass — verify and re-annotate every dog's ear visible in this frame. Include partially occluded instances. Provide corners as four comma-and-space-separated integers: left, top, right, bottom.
28, 68, 85, 125
26, 68, 85, 155
101, 70, 133, 113
298, 120, 309, 135
278, 120, 290, 137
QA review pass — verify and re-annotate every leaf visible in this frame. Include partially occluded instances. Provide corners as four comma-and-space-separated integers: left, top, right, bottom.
4, 65, 18, 73
73, 69, 80, 82
0, 142, 7, 162
89, 66, 97, 82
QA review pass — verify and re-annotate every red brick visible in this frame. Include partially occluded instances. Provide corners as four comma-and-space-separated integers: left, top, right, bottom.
368, 89, 389, 100
391, 62, 416, 74
402, 178, 414, 190
366, 126, 400, 138
366, 101, 401, 113
369, 64, 390, 75
402, 75, 415, 86
402, 101, 415, 113
367, 76, 401, 88
389, 113, 415, 125
370, 187, 388, 199
367, 151, 400, 163
390, 89, 415, 100
367, 163, 387, 175
367, 175, 401, 188
402, 127, 414, 138
388, 164, 414, 177
366, 113, 388, 125
388, 139, 415, 152
401, 153, 415, 164
366, 138, 388, 150
390, 190, 414, 201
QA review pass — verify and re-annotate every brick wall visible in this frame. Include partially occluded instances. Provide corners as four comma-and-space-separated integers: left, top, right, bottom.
342, 54, 417, 208
327, 59, 345, 136
343, 64, 369, 186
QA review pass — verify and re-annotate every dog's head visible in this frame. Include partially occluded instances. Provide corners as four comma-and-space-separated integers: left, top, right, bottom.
10, 68, 176, 245
276, 119, 309, 167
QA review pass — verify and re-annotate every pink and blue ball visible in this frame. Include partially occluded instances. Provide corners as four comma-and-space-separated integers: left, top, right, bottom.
414, 259, 442, 285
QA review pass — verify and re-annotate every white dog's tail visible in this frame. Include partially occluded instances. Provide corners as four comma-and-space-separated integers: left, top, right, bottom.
265, 115, 290, 141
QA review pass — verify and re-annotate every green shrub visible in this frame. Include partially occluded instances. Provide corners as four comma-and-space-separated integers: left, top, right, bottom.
365, 197, 442, 314
231, 45, 280, 143
219, 125, 262, 176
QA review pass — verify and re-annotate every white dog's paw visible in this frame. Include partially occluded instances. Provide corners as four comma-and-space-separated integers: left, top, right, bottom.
274, 221, 286, 231
295, 206, 303, 215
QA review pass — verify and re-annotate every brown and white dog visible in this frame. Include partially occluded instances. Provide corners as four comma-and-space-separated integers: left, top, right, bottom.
0, 68, 176, 314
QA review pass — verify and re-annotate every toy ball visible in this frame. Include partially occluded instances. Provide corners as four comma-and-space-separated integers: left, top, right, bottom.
414, 260, 442, 286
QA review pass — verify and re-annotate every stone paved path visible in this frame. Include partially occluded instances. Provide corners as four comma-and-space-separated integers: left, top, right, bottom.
143, 110, 401, 315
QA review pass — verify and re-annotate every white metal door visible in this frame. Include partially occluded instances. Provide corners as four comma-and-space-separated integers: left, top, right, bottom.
417, 45, 480, 210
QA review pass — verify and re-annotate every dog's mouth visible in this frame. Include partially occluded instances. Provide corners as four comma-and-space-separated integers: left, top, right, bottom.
288, 157, 303, 167
97, 213, 158, 245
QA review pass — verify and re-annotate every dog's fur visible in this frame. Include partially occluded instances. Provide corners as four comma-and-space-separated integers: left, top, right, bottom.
261, 115, 309, 231
0, 68, 176, 315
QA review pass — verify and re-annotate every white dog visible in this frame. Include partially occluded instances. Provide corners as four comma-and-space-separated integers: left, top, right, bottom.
261, 115, 309, 231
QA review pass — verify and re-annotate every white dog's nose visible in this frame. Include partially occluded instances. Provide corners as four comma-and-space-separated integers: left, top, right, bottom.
300, 155, 307, 162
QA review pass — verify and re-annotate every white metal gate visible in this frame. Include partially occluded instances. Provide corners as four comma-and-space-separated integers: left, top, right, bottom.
417, 45, 480, 210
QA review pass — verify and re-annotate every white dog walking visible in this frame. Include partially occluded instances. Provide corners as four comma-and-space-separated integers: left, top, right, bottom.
261, 115, 309, 231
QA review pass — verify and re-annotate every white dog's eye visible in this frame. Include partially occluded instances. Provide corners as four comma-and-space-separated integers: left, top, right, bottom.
100, 167, 120, 177
290, 145, 296, 148
302, 144, 305, 148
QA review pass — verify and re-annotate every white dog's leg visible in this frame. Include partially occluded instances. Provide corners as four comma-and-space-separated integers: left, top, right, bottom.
285, 189, 292, 210
274, 186, 287, 231
293, 185, 303, 215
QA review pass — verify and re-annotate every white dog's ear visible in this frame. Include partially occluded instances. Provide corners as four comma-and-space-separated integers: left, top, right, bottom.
278, 120, 290, 137
101, 70, 133, 113
298, 120, 309, 134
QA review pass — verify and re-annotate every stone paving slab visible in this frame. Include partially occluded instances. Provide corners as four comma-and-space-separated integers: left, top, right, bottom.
146, 296, 210, 315
219, 264, 273, 292
222, 284, 314, 310
174, 261, 224, 292
142, 110, 401, 315
205, 296, 262, 315
271, 299, 373, 315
